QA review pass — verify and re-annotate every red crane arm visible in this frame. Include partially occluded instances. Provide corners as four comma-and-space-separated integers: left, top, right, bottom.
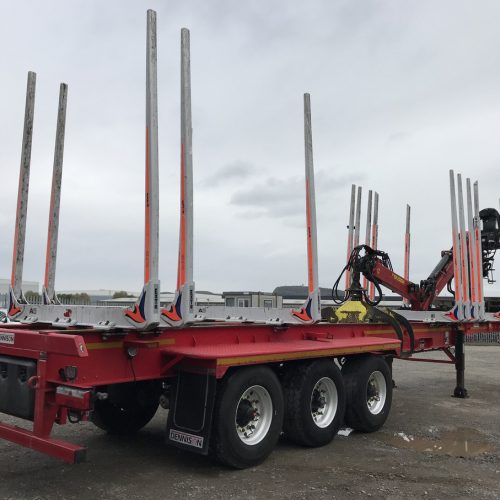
370, 251, 454, 310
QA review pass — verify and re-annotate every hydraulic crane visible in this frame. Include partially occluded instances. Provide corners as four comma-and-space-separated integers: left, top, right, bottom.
332, 208, 500, 312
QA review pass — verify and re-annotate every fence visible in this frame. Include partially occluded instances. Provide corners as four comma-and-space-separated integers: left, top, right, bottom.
465, 331, 500, 344
0, 293, 92, 308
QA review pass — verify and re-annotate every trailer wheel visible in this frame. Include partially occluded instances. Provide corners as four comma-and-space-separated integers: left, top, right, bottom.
91, 381, 160, 435
342, 355, 392, 433
212, 366, 284, 469
283, 359, 345, 447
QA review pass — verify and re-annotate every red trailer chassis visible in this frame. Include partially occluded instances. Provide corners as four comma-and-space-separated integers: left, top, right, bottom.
0, 318, 497, 464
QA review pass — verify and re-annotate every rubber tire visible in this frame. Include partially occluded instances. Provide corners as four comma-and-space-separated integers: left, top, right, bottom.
283, 359, 346, 447
342, 355, 392, 433
91, 381, 160, 435
212, 366, 284, 469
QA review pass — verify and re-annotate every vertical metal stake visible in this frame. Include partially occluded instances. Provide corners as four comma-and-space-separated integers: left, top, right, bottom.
178, 27, 194, 291
465, 179, 478, 319
353, 186, 362, 248
302, 93, 320, 320
473, 181, 485, 319
449, 170, 463, 320
457, 174, 471, 319
145, 9, 159, 287
362, 190, 373, 290
160, 26, 196, 326
369, 192, 379, 301
345, 184, 356, 292
11, 71, 36, 300
43, 83, 68, 304
403, 204, 411, 306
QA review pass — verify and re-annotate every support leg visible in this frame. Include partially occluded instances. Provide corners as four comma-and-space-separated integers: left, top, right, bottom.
453, 330, 468, 398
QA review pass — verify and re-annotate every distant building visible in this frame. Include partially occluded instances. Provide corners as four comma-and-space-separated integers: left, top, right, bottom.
98, 291, 224, 308
274, 285, 340, 300
222, 291, 282, 308
0, 279, 39, 308
0, 279, 39, 295
275, 285, 341, 309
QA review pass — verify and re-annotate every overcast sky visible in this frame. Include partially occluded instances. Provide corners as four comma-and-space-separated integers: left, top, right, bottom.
1, 0, 499, 297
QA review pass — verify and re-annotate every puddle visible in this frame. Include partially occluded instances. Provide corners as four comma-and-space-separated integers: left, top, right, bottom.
379, 428, 495, 458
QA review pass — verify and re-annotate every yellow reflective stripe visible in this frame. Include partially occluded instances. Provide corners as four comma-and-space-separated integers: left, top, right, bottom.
216, 342, 400, 366
86, 341, 123, 350
158, 338, 176, 346
86, 337, 175, 350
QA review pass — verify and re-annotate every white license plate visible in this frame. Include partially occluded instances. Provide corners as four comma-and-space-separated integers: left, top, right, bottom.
169, 429, 204, 448
0, 333, 15, 345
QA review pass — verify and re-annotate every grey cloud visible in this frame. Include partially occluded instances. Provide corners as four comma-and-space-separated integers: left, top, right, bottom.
199, 161, 255, 187
230, 170, 366, 218
231, 177, 301, 207
387, 132, 411, 143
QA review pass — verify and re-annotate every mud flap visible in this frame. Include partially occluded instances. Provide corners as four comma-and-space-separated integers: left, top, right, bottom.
165, 371, 216, 455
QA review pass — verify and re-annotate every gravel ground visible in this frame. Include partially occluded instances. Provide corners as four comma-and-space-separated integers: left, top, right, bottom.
0, 346, 498, 499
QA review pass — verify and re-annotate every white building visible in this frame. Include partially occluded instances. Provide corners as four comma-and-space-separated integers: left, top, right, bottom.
98, 291, 224, 308
0, 279, 39, 294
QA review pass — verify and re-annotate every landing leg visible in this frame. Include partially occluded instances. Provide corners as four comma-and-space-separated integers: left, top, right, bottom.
453, 330, 468, 398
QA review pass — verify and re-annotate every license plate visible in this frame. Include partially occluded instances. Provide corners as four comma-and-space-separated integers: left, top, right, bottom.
0, 333, 15, 345
169, 429, 204, 448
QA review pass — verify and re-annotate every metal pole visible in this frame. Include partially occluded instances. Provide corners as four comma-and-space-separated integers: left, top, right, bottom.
403, 204, 411, 306
123, 9, 160, 328
11, 71, 36, 300
145, 9, 159, 286
457, 174, 471, 319
369, 192, 379, 301
473, 181, 485, 319
449, 170, 463, 320
453, 328, 468, 398
178, 27, 194, 289
303, 93, 320, 319
465, 179, 478, 319
159, 26, 196, 326
362, 190, 373, 290
354, 186, 362, 248
43, 83, 68, 304
365, 190, 373, 248
345, 184, 356, 291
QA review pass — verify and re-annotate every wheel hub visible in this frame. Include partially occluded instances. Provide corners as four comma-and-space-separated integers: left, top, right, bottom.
235, 385, 272, 446
311, 390, 326, 414
366, 371, 387, 415
310, 377, 338, 428
236, 399, 259, 428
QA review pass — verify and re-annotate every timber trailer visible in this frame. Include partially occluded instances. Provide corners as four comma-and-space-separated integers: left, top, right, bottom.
0, 10, 499, 469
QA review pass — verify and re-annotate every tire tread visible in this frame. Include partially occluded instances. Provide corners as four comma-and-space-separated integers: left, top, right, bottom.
342, 355, 392, 433
212, 366, 284, 469
283, 359, 345, 447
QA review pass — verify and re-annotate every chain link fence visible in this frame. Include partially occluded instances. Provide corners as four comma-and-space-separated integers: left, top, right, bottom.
0, 293, 92, 308
465, 331, 500, 344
